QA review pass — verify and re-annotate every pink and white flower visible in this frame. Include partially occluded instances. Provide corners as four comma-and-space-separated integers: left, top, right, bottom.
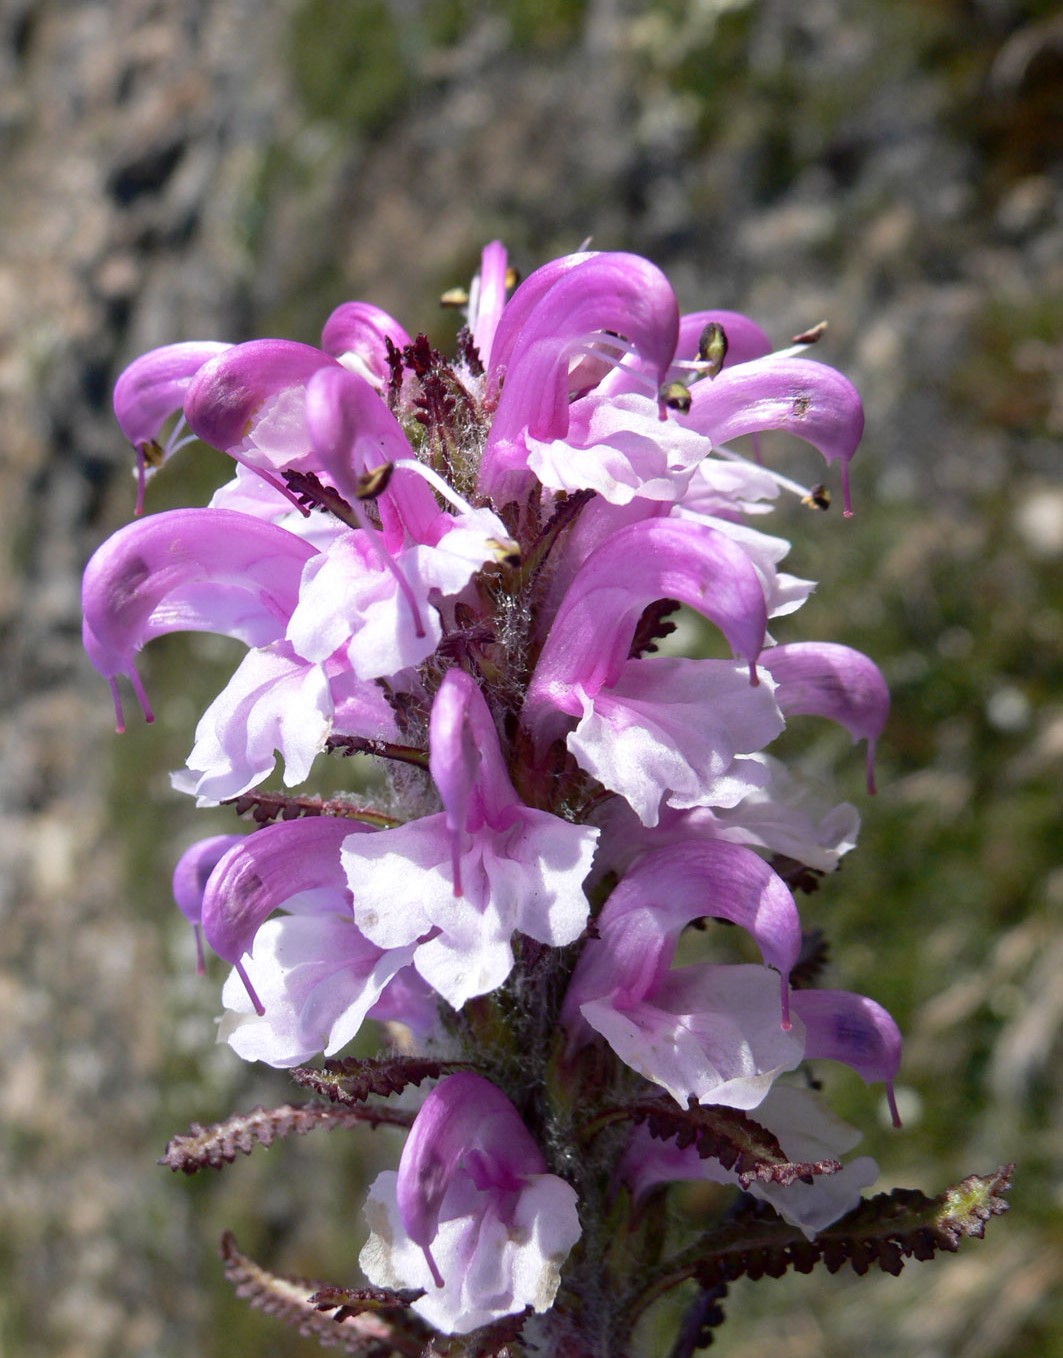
360, 1073, 581, 1335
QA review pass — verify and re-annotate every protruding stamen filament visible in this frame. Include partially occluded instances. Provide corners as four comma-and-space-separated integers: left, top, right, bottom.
866, 740, 878, 797
712, 442, 832, 508
450, 832, 464, 899
840, 463, 853, 518
423, 1244, 445, 1290
133, 420, 198, 515
392, 457, 478, 518
129, 665, 155, 725
566, 334, 669, 404
192, 923, 206, 977
234, 959, 265, 1016
134, 447, 149, 517
108, 678, 126, 735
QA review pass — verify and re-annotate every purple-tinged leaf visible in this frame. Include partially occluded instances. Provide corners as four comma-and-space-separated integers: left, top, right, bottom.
224, 789, 398, 827
289, 1057, 471, 1106
160, 1101, 413, 1174
624, 1097, 840, 1188
220, 1232, 430, 1357
623, 1165, 1013, 1329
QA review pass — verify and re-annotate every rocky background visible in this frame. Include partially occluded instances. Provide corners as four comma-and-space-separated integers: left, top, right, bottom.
1, 1, 1060, 1355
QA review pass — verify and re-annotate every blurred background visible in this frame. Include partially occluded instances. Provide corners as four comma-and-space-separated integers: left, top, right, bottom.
1, 0, 1060, 1354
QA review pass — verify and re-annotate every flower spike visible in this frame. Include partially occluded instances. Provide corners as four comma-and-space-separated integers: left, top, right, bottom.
81, 241, 981, 1358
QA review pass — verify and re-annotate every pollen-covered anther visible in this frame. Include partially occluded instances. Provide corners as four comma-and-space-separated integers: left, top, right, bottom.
485, 536, 521, 568
355, 462, 395, 500
659, 380, 692, 413
140, 437, 166, 469
802, 483, 832, 511
439, 287, 470, 308
697, 320, 729, 378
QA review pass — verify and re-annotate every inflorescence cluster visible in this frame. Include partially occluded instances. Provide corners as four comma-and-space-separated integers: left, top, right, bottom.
82, 243, 1009, 1357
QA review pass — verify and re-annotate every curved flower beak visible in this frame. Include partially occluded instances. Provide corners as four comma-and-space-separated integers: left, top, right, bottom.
113, 341, 232, 512
681, 355, 865, 516
479, 251, 680, 500
761, 642, 890, 793
81, 508, 316, 730
320, 300, 412, 388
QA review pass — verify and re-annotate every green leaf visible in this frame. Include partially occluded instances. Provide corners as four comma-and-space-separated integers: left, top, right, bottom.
626, 1165, 1013, 1327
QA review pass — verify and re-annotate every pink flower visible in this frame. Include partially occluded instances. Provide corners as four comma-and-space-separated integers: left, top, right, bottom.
81, 508, 315, 730
360, 1073, 580, 1334
562, 841, 804, 1106
200, 818, 434, 1065
343, 670, 598, 1007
